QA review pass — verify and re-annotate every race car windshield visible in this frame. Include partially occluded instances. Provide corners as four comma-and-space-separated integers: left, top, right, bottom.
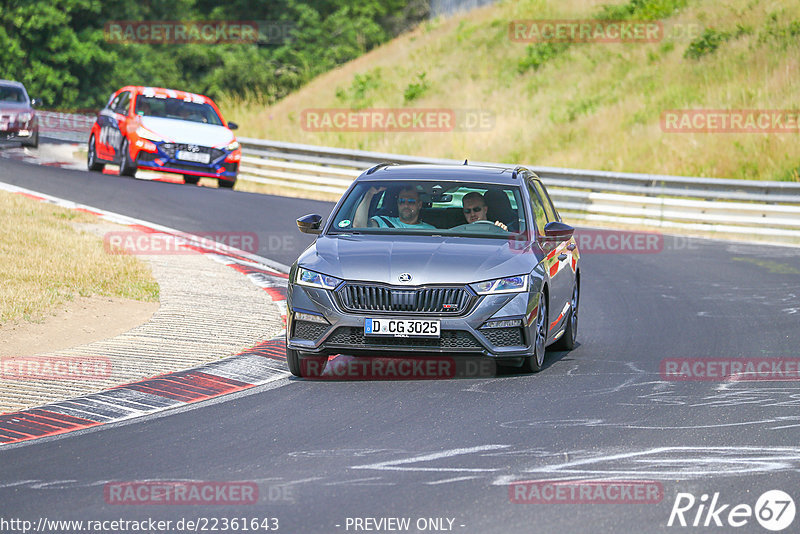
329, 180, 528, 238
0, 86, 27, 103
134, 96, 223, 126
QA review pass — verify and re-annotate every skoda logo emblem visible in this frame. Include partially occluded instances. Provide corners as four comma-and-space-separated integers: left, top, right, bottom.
188, 144, 200, 152
398, 273, 412, 283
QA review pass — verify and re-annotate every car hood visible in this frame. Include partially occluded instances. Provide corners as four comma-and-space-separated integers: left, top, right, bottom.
140, 116, 234, 147
297, 234, 540, 285
0, 103, 33, 113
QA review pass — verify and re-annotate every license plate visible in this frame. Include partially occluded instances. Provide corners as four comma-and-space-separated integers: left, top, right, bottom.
365, 318, 440, 338
176, 150, 210, 164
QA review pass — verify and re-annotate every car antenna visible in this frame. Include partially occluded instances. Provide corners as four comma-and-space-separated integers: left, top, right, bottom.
365, 162, 397, 175
463, 159, 468, 165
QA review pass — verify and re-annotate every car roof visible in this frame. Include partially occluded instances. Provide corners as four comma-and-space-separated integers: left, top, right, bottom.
0, 80, 26, 89
118, 86, 214, 104
356, 164, 533, 186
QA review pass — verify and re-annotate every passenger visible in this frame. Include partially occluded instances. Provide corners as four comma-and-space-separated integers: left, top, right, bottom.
354, 185, 435, 229
462, 191, 508, 230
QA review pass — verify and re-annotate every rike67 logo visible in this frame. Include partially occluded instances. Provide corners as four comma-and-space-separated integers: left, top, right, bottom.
668, 490, 796, 531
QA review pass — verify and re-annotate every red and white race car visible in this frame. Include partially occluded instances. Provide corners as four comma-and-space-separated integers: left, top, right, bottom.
87, 86, 241, 188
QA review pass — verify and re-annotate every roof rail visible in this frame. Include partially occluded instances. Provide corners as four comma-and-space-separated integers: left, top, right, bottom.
365, 162, 397, 175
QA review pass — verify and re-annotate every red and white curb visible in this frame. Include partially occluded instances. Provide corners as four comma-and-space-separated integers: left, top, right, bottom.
0, 182, 292, 446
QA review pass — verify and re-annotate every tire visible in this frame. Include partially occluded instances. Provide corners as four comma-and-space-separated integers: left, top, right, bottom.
87, 135, 104, 171
521, 294, 548, 373
553, 281, 579, 351
118, 139, 137, 177
286, 348, 328, 378
183, 175, 200, 185
22, 129, 38, 148
218, 177, 236, 189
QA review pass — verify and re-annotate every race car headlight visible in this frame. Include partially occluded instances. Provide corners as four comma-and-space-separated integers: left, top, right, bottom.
296, 268, 342, 290
135, 126, 163, 142
225, 141, 240, 151
470, 275, 529, 295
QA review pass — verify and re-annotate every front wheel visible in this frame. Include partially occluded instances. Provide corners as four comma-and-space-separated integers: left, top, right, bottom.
118, 139, 137, 177
286, 348, 328, 378
521, 295, 548, 373
87, 135, 104, 171
22, 129, 38, 148
218, 177, 236, 189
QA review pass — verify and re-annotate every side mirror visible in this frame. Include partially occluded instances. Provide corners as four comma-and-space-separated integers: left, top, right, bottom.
228, 121, 239, 130
297, 214, 323, 235
30, 98, 40, 108
543, 221, 574, 241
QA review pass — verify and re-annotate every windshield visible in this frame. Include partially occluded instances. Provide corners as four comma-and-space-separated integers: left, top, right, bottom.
0, 86, 27, 104
134, 95, 223, 125
329, 180, 528, 238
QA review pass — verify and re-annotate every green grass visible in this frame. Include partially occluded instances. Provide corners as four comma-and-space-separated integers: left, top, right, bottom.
221, 0, 800, 182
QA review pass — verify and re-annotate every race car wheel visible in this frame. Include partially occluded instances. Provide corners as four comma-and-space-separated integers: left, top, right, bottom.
87, 135, 104, 171
118, 140, 137, 177
553, 281, 579, 351
218, 177, 236, 189
521, 295, 547, 373
183, 175, 200, 185
287, 348, 328, 378
22, 129, 38, 149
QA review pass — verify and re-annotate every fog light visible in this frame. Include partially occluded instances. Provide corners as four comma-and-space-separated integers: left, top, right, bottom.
481, 319, 523, 329
295, 312, 328, 324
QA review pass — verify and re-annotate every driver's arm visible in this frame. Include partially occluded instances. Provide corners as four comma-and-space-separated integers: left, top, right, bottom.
353, 186, 385, 228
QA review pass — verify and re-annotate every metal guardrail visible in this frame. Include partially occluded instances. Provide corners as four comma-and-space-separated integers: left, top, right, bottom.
238, 137, 800, 242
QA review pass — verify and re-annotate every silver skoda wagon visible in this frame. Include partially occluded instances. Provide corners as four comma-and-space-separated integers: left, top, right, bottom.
286, 163, 580, 377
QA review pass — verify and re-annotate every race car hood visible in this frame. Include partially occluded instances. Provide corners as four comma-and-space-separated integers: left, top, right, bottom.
139, 116, 235, 147
297, 234, 540, 286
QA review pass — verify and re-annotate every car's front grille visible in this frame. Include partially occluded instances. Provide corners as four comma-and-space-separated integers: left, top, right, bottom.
159, 144, 226, 161
293, 320, 329, 341
337, 285, 474, 315
325, 327, 482, 349
482, 327, 525, 347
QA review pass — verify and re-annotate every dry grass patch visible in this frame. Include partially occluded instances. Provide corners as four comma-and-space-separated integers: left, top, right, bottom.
0, 191, 159, 324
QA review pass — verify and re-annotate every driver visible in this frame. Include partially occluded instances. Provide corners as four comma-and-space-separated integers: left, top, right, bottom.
462, 192, 508, 230
354, 185, 435, 229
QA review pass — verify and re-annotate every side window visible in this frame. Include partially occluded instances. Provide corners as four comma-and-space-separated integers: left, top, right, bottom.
526, 181, 548, 236
107, 94, 121, 111
532, 180, 559, 223
114, 92, 131, 115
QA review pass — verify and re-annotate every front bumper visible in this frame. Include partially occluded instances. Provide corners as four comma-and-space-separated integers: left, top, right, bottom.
135, 142, 239, 178
286, 282, 533, 362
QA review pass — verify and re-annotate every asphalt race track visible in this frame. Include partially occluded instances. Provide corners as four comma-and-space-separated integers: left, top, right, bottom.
2, 154, 800, 533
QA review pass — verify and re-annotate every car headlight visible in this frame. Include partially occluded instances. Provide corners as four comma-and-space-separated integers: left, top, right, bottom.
296, 268, 342, 290
470, 275, 529, 295
135, 126, 163, 142
225, 141, 240, 151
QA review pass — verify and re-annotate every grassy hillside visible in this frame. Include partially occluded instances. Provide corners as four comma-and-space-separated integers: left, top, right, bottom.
221, 0, 800, 181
